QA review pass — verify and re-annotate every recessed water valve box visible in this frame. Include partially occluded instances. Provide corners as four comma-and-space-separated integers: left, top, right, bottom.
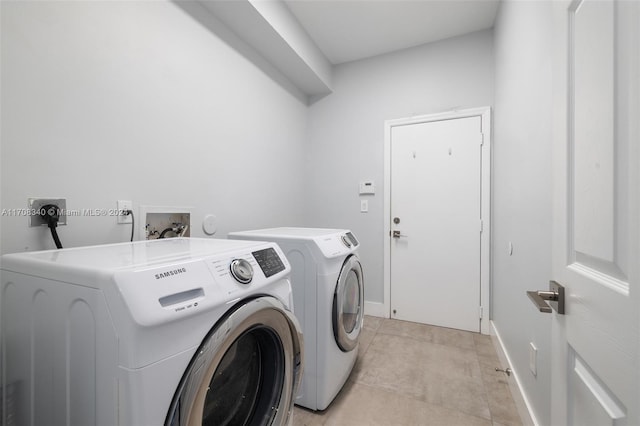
139, 205, 193, 240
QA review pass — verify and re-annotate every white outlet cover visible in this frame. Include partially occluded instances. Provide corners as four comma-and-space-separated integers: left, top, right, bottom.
529, 342, 538, 376
203, 214, 217, 235
117, 200, 133, 224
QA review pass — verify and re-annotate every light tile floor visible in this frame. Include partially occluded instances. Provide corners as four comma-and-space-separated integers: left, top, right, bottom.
293, 316, 523, 426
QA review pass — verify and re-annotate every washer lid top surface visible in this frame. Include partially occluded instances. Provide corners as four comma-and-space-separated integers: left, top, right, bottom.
229, 227, 359, 259
1, 238, 262, 271
230, 227, 345, 238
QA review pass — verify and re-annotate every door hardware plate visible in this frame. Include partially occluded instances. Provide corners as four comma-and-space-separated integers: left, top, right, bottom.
548, 280, 565, 314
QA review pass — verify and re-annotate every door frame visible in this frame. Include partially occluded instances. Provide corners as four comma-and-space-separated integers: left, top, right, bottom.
383, 106, 492, 334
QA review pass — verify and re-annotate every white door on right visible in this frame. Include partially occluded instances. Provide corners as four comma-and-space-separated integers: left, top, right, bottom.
550, 0, 639, 425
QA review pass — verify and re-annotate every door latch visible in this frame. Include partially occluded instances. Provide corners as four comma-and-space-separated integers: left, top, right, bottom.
527, 281, 565, 314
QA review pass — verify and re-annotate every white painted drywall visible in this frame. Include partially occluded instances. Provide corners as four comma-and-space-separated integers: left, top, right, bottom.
492, 1, 553, 424
0, 1, 307, 254
305, 30, 494, 304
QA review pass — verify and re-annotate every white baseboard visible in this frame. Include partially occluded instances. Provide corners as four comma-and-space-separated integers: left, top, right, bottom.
364, 301, 387, 318
490, 321, 538, 426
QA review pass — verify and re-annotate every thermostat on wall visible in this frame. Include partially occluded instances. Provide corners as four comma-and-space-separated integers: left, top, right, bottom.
359, 181, 375, 195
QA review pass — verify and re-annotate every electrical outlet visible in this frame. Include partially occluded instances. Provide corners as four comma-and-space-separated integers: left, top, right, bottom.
529, 342, 538, 376
28, 198, 67, 227
117, 200, 133, 224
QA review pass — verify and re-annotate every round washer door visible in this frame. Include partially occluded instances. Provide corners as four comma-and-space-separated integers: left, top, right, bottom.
332, 255, 364, 352
165, 296, 303, 426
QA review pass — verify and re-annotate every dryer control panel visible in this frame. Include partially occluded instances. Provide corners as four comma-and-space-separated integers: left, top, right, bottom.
315, 231, 360, 258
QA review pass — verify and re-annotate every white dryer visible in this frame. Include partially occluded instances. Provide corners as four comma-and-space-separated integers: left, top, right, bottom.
0, 238, 303, 426
228, 228, 364, 411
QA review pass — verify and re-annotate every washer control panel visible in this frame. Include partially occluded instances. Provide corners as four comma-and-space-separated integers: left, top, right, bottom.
252, 247, 286, 277
206, 243, 290, 298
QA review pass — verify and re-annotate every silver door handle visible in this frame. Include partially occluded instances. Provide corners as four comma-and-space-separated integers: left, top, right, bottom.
527, 281, 565, 314
392, 230, 407, 238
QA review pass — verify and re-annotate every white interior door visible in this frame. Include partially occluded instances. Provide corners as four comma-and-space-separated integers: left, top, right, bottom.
390, 116, 484, 332
549, 0, 639, 424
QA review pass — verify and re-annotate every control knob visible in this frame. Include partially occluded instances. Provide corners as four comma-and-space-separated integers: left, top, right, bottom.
230, 259, 253, 284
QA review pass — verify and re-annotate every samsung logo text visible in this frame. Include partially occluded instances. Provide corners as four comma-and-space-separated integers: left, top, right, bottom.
155, 268, 187, 280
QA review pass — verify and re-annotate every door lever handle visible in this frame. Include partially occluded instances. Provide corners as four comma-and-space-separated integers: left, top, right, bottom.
392, 230, 408, 239
527, 281, 565, 314
527, 291, 554, 313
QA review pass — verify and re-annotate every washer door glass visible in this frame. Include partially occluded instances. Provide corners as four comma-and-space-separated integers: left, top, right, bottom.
333, 255, 364, 352
165, 297, 303, 426
202, 327, 282, 425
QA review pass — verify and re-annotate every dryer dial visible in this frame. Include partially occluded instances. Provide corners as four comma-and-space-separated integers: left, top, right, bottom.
230, 259, 253, 284
341, 235, 352, 248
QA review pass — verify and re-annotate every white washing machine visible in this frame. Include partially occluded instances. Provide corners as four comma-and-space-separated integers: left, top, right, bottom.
228, 228, 364, 411
0, 238, 303, 426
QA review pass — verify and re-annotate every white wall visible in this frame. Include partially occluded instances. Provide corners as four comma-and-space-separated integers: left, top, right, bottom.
0, 1, 308, 254
305, 30, 494, 304
492, 1, 553, 424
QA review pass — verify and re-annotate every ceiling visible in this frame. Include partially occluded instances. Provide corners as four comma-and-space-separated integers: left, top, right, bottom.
283, 0, 501, 65
190, 0, 501, 98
